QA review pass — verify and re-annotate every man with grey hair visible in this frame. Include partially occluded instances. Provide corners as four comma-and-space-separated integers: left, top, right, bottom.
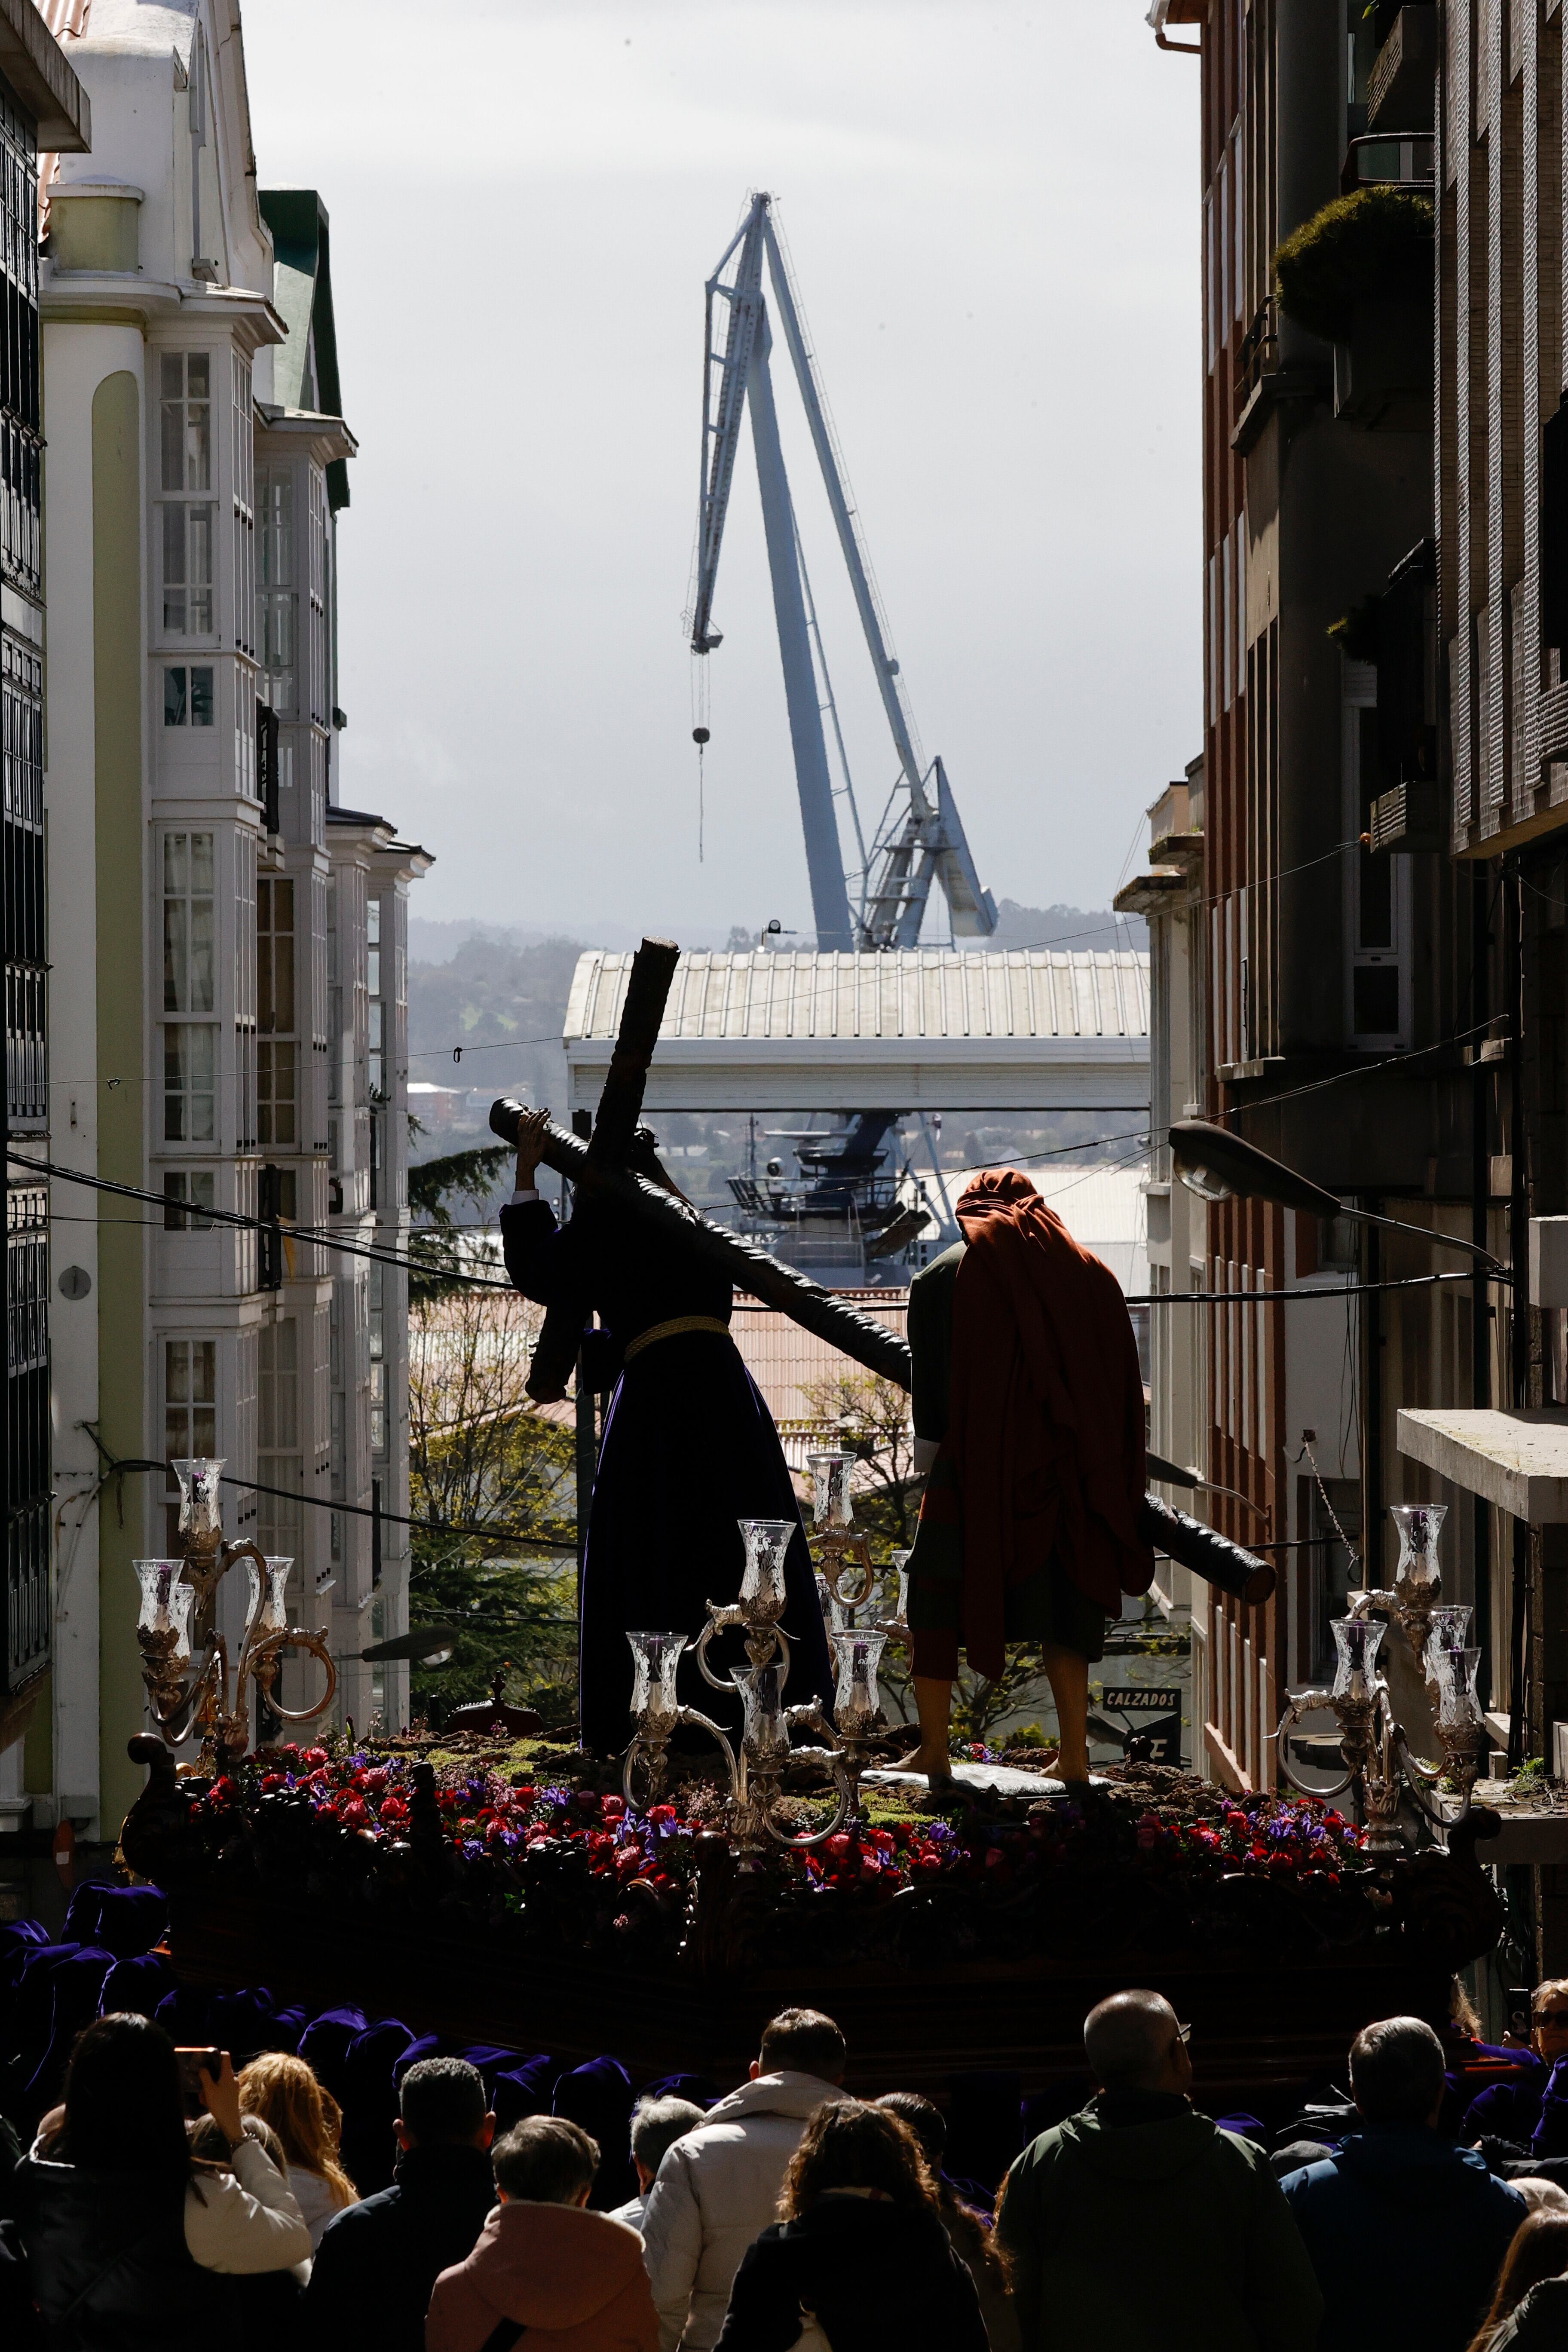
1281, 2014, 1525, 2352
609, 2095, 706, 2231
997, 1988, 1321, 2351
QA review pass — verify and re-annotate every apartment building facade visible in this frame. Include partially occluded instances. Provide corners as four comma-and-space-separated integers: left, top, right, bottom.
27, 0, 425, 1838
1396, 0, 1568, 1794
1143, 0, 1482, 1788
0, 0, 87, 1832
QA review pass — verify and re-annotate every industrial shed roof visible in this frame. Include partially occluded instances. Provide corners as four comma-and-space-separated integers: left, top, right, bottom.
567, 949, 1149, 1044
563, 949, 1151, 1115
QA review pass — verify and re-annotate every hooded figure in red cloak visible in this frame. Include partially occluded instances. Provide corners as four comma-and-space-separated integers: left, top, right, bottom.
902, 1167, 1154, 1784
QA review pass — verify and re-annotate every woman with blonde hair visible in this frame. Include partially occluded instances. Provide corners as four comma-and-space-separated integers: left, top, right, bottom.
237, 2052, 357, 2250
714, 2097, 988, 2352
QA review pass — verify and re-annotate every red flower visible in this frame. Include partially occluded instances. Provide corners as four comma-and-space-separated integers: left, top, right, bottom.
600, 1796, 625, 1821
341, 1798, 370, 1829
302, 1748, 330, 1768
380, 1795, 408, 1824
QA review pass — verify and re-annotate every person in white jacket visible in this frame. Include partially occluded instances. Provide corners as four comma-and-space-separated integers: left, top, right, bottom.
28, 2019, 313, 2273
638, 2009, 846, 2352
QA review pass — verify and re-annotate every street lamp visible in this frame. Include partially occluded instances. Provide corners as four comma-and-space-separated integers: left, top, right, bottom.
359, 1624, 463, 1668
1168, 1121, 1509, 1277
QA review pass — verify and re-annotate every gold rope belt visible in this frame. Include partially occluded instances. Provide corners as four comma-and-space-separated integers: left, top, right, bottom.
621, 1315, 733, 1363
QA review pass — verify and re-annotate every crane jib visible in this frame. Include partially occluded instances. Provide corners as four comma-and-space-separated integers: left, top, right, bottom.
689, 190, 996, 953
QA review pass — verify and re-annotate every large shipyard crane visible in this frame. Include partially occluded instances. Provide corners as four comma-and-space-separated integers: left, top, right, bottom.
690, 191, 997, 954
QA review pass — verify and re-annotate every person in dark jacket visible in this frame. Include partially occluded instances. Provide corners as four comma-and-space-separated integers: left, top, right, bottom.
12, 2013, 307, 2352
1465, 2212, 1568, 2351
1282, 2016, 1526, 2352
875, 2093, 1019, 2352
304, 2057, 496, 2352
996, 1990, 1320, 2352
714, 2097, 988, 2352
1488, 2277, 1568, 2348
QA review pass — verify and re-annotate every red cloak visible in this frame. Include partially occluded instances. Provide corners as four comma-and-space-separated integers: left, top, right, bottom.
929, 1167, 1154, 1680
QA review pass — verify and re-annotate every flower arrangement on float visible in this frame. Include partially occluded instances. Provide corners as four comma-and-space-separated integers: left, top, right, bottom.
185, 1742, 1367, 1907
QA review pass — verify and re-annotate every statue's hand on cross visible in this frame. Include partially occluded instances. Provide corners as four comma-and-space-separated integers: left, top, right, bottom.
513, 1107, 550, 1191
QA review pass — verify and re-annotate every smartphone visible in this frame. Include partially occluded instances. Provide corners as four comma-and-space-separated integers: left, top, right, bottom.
176, 2046, 223, 2114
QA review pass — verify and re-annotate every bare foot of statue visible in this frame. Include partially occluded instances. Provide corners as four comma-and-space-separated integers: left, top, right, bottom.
903, 1741, 954, 1783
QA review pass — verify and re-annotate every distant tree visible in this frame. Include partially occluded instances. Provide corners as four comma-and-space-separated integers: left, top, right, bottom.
725, 924, 757, 952
407, 1134, 512, 1302
407, 1285, 578, 1718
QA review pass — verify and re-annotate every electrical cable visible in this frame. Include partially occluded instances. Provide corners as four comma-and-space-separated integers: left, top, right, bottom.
9, 1150, 519, 1290
1126, 1270, 1481, 1305
67, 1452, 577, 1554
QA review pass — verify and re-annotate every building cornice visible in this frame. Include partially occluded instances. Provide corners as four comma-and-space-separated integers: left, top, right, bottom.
254, 402, 358, 466
40, 267, 285, 351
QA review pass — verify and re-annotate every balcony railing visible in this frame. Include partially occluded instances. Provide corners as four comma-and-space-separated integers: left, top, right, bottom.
1340, 132, 1435, 196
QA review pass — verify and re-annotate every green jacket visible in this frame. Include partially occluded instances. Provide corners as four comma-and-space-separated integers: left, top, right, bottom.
996, 2102, 1323, 2352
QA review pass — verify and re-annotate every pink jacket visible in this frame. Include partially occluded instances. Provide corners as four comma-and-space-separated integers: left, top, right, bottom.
426, 2201, 659, 2352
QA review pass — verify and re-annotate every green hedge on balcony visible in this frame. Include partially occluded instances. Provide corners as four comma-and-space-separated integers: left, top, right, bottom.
1273, 185, 1433, 343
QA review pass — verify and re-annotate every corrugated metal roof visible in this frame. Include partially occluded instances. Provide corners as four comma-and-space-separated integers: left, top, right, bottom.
566, 949, 1149, 1048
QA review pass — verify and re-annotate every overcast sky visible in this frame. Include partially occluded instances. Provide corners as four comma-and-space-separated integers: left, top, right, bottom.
242, 0, 1200, 943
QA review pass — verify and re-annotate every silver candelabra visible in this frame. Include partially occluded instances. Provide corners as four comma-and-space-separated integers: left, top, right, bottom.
623, 1452, 913, 1865
1277, 1504, 1487, 1852
134, 1458, 336, 1773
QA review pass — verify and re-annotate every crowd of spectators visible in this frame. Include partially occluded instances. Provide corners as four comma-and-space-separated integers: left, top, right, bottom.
11, 1905, 1568, 2351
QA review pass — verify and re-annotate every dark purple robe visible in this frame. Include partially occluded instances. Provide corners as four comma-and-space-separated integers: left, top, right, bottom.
500, 1194, 832, 1755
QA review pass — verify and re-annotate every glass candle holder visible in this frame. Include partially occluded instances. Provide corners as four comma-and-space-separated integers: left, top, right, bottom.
172, 1458, 226, 1544
832, 1628, 888, 1725
738, 1519, 795, 1613
732, 1662, 787, 1752
246, 1557, 292, 1638
807, 1451, 856, 1532
886, 1550, 912, 1623
627, 1630, 686, 1723
1330, 1614, 1385, 1700
1426, 1604, 1473, 1671
1391, 1502, 1447, 1589
168, 1578, 194, 1662
1430, 1642, 1484, 1729
135, 1559, 184, 1638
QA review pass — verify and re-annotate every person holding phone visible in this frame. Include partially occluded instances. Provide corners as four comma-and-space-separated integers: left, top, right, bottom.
15, 2012, 312, 2349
